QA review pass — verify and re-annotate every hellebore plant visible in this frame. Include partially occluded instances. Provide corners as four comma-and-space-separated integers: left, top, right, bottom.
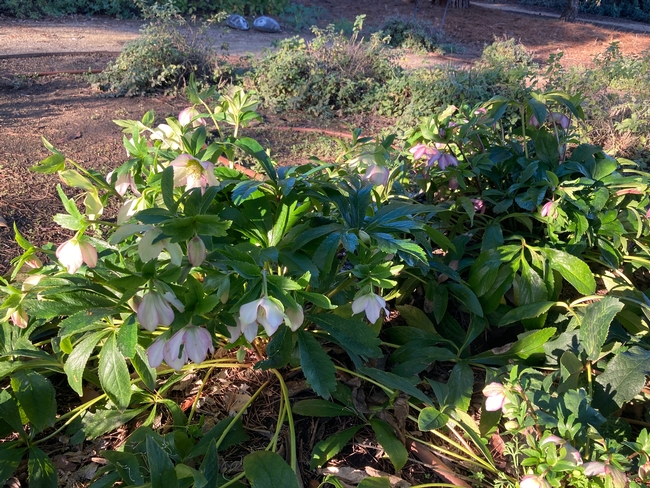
137, 290, 184, 332
169, 154, 219, 194
55, 237, 98, 274
147, 325, 215, 371
351, 291, 389, 323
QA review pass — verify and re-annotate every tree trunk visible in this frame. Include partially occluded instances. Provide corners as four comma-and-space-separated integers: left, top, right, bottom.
560, 0, 579, 21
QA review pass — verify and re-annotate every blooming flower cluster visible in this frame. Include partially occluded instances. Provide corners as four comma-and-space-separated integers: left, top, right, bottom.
137, 290, 184, 332
410, 143, 459, 170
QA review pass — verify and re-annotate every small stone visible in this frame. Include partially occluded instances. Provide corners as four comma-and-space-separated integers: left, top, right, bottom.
253, 16, 281, 33
226, 14, 249, 31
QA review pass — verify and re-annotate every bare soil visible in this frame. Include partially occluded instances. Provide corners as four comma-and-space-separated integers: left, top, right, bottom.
2, 0, 650, 276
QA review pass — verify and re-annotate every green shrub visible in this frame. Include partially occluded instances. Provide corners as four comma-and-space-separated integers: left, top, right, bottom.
91, 3, 228, 96
377, 16, 459, 54
249, 16, 401, 115
0, 0, 140, 18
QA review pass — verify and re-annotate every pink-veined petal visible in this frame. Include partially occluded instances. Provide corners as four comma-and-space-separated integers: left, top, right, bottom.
162, 291, 185, 313
188, 236, 207, 267
183, 326, 213, 364
147, 337, 167, 368
56, 239, 84, 274
164, 329, 188, 371
242, 320, 258, 343
138, 228, 165, 262
79, 241, 98, 268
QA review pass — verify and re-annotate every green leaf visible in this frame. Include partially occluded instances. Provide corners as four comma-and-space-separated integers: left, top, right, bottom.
132, 344, 157, 391
446, 362, 474, 412
0, 442, 25, 484
116, 321, 137, 359
186, 418, 249, 459
358, 477, 391, 488
0, 390, 26, 440
64, 330, 109, 396
29, 153, 65, 173
98, 334, 132, 410
28, 447, 57, 488
56, 184, 84, 220
308, 314, 382, 360
243, 451, 299, 488
580, 297, 624, 361
235, 138, 277, 182
161, 165, 176, 210
298, 330, 337, 399
256, 326, 293, 370
296, 291, 336, 310
395, 305, 437, 333
499, 302, 556, 327
292, 399, 357, 417
358, 367, 432, 406
59, 169, 94, 190
539, 248, 596, 295
199, 440, 220, 487
596, 346, 650, 408
448, 283, 484, 317
310, 425, 362, 469
418, 406, 449, 431
147, 435, 178, 488
11, 370, 56, 433
102, 451, 144, 485
472, 328, 557, 365
369, 418, 408, 471
71, 407, 148, 442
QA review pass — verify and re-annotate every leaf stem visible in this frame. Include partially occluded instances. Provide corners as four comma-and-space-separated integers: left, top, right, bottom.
272, 369, 297, 473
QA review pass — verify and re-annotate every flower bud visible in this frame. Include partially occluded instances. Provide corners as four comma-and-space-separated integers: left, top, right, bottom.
10, 308, 28, 328
358, 230, 371, 244
187, 236, 207, 267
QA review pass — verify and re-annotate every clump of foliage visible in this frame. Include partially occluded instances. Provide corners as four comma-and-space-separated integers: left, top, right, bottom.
377, 15, 458, 54
0, 0, 140, 18
520, 0, 650, 23
249, 15, 401, 115
169, 0, 289, 16
279, 2, 325, 31
3, 67, 650, 486
376, 39, 535, 127
92, 2, 228, 97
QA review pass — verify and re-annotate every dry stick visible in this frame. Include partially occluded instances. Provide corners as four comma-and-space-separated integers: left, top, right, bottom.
408, 439, 473, 488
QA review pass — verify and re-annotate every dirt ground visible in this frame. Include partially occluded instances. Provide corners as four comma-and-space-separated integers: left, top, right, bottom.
2, 0, 650, 276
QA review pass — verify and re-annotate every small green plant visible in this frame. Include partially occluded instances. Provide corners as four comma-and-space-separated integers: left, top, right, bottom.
378, 16, 459, 54
92, 2, 228, 96
250, 15, 400, 116
280, 2, 326, 31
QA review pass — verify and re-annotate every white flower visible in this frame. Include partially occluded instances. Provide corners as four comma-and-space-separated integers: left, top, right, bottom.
56, 238, 98, 274
187, 236, 207, 267
352, 292, 389, 323
519, 474, 551, 488
147, 325, 214, 371
227, 316, 259, 343
138, 228, 183, 266
10, 308, 28, 328
239, 296, 285, 337
482, 382, 508, 412
169, 154, 219, 194
284, 305, 304, 332
117, 197, 146, 225
150, 124, 182, 150
178, 107, 206, 128
583, 462, 626, 488
363, 164, 389, 186
137, 290, 183, 332
107, 170, 140, 197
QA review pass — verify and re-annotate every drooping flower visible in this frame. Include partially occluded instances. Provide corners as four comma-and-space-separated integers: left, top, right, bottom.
178, 107, 206, 128
56, 238, 98, 274
150, 124, 182, 150
138, 227, 183, 266
438, 153, 459, 170
169, 154, 219, 194
137, 290, 184, 332
548, 112, 570, 130
148, 326, 213, 371
10, 307, 28, 328
471, 198, 486, 214
540, 200, 558, 218
482, 382, 508, 412
107, 170, 140, 197
117, 197, 146, 225
187, 236, 207, 267
449, 177, 459, 190
227, 316, 259, 343
352, 292, 389, 323
410, 144, 441, 167
284, 305, 304, 332
529, 114, 540, 128
583, 462, 626, 488
239, 296, 285, 337
363, 164, 390, 186
519, 474, 551, 488
540, 435, 582, 465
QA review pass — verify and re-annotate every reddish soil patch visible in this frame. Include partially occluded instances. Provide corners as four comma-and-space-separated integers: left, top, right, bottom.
2, 1, 650, 276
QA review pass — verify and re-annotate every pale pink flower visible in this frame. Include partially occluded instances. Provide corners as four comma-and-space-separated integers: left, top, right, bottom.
548, 112, 570, 130
151, 326, 214, 372
519, 474, 551, 488
438, 153, 459, 170
138, 227, 183, 266
410, 144, 441, 167
10, 308, 28, 328
56, 239, 98, 274
471, 198, 486, 214
187, 236, 207, 267
352, 292, 389, 323
227, 316, 258, 343
24, 256, 43, 269
363, 164, 389, 186
137, 290, 184, 332
540, 200, 558, 218
646, 207, 650, 219
583, 462, 626, 488
239, 296, 285, 337
169, 154, 219, 194
474, 107, 487, 115
540, 435, 582, 465
107, 170, 140, 197
529, 114, 540, 128
178, 107, 206, 128
482, 382, 508, 412
284, 305, 304, 332
615, 188, 643, 196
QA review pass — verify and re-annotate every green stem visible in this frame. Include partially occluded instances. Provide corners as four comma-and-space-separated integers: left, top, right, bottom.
520, 106, 529, 159
214, 380, 270, 451
35, 392, 107, 445
218, 472, 246, 488
187, 366, 214, 425
405, 433, 496, 475
586, 360, 594, 398
326, 277, 356, 299
272, 369, 297, 473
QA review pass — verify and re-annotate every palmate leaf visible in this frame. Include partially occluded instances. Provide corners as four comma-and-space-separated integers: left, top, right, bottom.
308, 314, 382, 360
147, 436, 178, 488
292, 399, 357, 418
0, 441, 25, 485
28, 447, 57, 488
